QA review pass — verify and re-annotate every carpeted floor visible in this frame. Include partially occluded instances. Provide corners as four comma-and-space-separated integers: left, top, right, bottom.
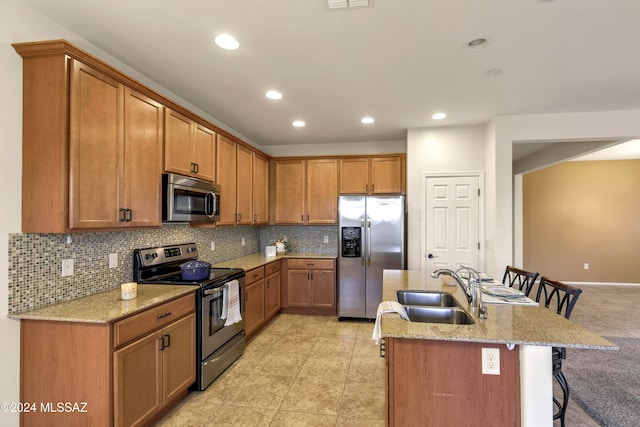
563, 337, 640, 427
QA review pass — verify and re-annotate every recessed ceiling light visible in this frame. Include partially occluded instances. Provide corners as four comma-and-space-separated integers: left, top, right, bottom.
265, 90, 282, 100
484, 68, 504, 77
464, 37, 489, 52
292, 120, 306, 127
361, 117, 375, 124
214, 34, 239, 50
432, 112, 447, 120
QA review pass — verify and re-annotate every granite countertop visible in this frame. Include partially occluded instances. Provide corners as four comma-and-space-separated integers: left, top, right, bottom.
9, 285, 198, 323
382, 270, 617, 350
215, 252, 337, 272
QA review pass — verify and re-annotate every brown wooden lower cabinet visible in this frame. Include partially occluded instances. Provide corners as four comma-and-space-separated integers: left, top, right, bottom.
385, 338, 521, 427
245, 279, 266, 337
282, 258, 336, 315
20, 293, 196, 427
245, 261, 282, 340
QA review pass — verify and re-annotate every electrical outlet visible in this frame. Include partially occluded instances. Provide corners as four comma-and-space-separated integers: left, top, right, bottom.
241, 237, 245, 246
108, 253, 118, 269
482, 347, 500, 375
323, 235, 329, 243
211, 241, 216, 251
584, 263, 589, 270
61, 259, 74, 277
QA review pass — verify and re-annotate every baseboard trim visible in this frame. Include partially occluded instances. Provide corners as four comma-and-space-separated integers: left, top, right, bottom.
564, 281, 640, 287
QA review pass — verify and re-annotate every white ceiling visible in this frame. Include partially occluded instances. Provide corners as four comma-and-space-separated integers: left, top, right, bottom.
17, 0, 640, 148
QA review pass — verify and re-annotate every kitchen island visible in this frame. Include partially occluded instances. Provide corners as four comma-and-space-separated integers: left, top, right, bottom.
380, 270, 616, 427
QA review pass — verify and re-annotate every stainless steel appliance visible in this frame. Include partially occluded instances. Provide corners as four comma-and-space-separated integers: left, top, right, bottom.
163, 173, 220, 223
134, 243, 245, 390
338, 196, 406, 319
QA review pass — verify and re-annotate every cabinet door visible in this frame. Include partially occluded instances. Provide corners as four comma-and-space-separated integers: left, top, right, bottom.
245, 281, 266, 336
216, 135, 238, 225
252, 153, 269, 225
114, 331, 162, 427
370, 157, 402, 194
339, 158, 369, 194
265, 271, 281, 319
310, 269, 336, 309
123, 88, 163, 227
193, 124, 216, 182
164, 109, 194, 177
69, 59, 124, 229
287, 270, 310, 307
236, 144, 253, 225
274, 160, 305, 224
162, 313, 196, 404
306, 159, 338, 224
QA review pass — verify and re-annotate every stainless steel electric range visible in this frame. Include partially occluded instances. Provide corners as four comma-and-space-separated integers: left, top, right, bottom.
133, 242, 246, 390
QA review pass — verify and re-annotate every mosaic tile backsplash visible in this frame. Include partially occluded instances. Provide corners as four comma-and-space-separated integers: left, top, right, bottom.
8, 224, 337, 314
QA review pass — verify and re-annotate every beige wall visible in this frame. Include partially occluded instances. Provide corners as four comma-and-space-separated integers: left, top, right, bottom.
523, 160, 640, 283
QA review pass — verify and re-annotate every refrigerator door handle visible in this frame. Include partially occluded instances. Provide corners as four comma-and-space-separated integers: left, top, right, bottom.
360, 219, 365, 266
367, 219, 372, 267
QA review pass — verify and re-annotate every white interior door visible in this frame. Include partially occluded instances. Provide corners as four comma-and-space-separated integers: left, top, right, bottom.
424, 175, 480, 272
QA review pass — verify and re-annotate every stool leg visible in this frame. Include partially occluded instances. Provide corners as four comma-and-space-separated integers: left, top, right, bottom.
553, 368, 569, 427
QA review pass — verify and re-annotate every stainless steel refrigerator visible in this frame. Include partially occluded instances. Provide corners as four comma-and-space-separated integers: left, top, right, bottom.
338, 195, 406, 319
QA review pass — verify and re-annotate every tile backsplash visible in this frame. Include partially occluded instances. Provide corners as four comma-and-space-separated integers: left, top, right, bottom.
8, 224, 337, 314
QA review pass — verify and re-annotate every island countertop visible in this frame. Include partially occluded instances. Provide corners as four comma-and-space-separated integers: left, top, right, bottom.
9, 285, 198, 323
381, 270, 617, 350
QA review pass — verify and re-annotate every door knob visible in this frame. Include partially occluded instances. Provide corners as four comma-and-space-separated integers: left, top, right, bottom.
427, 253, 438, 259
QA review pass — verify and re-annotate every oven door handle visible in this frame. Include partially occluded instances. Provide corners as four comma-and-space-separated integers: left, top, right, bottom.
203, 284, 227, 296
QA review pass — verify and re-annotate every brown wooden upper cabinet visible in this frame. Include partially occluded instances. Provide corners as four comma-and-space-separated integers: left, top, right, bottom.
164, 108, 216, 182
252, 153, 269, 225
14, 39, 164, 232
274, 159, 338, 224
215, 135, 269, 226
339, 156, 405, 194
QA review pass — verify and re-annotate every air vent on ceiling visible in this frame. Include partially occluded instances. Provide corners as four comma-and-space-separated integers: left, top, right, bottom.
327, 0, 373, 9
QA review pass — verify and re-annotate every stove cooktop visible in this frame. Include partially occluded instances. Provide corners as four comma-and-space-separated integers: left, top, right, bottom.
139, 268, 244, 286
133, 243, 244, 287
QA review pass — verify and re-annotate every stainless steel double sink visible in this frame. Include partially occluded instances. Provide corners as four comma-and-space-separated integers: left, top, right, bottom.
397, 290, 475, 325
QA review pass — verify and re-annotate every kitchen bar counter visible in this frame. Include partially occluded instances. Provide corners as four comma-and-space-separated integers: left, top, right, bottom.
215, 252, 337, 272
382, 270, 616, 350
9, 284, 198, 323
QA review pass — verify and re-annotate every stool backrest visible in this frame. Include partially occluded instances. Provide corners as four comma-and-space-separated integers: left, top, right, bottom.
502, 266, 539, 296
536, 276, 582, 319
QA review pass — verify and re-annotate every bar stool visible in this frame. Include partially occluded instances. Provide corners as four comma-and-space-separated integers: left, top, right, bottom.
502, 266, 539, 297
535, 276, 583, 427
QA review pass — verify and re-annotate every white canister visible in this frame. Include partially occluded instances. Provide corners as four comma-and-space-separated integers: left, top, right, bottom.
265, 246, 276, 257
121, 282, 138, 300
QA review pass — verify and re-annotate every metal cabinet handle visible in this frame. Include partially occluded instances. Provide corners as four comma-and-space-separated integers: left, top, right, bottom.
157, 311, 172, 319
158, 336, 165, 350
164, 333, 171, 348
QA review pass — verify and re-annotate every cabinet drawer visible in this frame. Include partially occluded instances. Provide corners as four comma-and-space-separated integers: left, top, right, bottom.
113, 293, 195, 348
265, 260, 282, 275
286, 258, 335, 270
245, 267, 265, 285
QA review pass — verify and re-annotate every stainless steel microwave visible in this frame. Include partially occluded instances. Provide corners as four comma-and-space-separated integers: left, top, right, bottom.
163, 173, 220, 222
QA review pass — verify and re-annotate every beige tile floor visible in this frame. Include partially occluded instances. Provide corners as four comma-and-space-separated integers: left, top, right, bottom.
157, 314, 385, 427
158, 285, 639, 427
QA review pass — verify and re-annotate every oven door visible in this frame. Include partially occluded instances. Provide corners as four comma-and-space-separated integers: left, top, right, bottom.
201, 278, 245, 359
